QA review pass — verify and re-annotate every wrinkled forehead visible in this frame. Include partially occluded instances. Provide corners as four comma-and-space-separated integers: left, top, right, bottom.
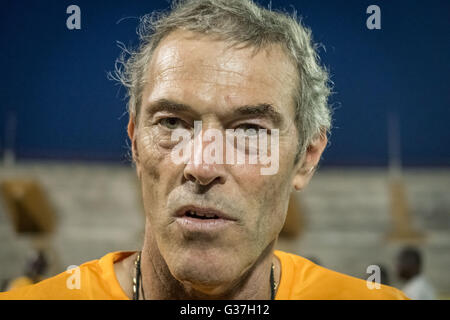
143, 30, 298, 116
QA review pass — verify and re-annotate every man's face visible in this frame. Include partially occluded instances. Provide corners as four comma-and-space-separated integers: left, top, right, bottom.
131, 30, 304, 292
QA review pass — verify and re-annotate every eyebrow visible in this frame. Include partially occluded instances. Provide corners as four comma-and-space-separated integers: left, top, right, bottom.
145, 99, 284, 126
145, 99, 196, 118
234, 104, 283, 126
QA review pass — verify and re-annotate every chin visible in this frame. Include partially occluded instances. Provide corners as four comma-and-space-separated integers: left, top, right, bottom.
168, 247, 240, 289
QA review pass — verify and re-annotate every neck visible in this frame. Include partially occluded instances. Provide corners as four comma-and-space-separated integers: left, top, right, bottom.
137, 233, 278, 300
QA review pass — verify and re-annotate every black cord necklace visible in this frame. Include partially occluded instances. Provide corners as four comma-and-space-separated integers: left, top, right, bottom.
133, 251, 277, 300
132, 251, 145, 300
270, 263, 276, 300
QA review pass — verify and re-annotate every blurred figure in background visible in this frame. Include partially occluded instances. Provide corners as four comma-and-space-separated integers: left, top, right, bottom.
396, 247, 436, 300
5, 250, 48, 291
379, 264, 390, 286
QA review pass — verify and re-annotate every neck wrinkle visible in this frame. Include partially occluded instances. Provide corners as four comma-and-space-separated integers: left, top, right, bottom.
139, 233, 276, 300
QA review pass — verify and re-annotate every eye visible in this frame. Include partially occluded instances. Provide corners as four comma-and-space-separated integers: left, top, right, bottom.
235, 123, 265, 136
159, 117, 185, 130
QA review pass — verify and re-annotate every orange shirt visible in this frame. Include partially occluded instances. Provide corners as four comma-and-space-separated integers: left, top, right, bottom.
0, 250, 409, 300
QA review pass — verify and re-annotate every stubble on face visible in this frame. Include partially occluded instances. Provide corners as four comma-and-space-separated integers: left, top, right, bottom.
133, 30, 301, 296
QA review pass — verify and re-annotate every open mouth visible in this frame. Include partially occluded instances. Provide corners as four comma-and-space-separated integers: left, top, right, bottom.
175, 206, 235, 222
185, 210, 220, 220
174, 206, 235, 232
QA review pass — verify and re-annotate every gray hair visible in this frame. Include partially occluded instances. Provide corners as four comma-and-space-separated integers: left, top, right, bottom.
112, 0, 332, 160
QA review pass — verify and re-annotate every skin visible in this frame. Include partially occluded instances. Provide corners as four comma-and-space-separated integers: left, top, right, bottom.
115, 30, 327, 299
396, 252, 420, 281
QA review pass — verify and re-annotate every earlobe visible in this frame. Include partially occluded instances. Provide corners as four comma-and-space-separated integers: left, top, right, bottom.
292, 177, 303, 191
292, 166, 314, 191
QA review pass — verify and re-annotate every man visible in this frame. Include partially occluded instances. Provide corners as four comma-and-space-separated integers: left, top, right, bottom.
397, 247, 436, 300
1, 0, 407, 299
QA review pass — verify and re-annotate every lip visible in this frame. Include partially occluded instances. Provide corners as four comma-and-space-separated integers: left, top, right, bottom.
174, 205, 236, 220
174, 205, 236, 232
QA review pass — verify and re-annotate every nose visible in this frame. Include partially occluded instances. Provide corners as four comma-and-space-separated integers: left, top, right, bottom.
183, 127, 227, 186
184, 162, 227, 186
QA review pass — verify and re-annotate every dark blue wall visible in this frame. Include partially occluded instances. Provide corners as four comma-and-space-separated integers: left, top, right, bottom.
1, 0, 449, 166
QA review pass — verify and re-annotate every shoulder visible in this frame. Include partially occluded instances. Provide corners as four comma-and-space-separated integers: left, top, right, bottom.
274, 250, 409, 300
0, 251, 133, 300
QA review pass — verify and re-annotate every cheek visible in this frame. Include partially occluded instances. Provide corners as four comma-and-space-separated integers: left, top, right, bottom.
232, 135, 295, 196
136, 125, 181, 176
136, 127, 181, 211
259, 176, 291, 230
231, 163, 292, 238
137, 130, 164, 182
239, 136, 296, 233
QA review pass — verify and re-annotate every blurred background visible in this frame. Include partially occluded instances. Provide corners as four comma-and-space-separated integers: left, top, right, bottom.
0, 0, 449, 298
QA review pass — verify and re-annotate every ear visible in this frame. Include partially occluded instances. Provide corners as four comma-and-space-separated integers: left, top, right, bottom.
127, 116, 141, 179
292, 131, 327, 191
